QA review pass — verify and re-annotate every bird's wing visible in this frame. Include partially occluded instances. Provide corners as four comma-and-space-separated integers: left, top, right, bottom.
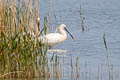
38, 33, 65, 46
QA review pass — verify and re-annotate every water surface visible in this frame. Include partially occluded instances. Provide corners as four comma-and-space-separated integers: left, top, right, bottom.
39, 0, 120, 80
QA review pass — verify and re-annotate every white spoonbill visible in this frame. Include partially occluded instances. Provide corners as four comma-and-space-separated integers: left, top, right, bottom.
38, 24, 74, 47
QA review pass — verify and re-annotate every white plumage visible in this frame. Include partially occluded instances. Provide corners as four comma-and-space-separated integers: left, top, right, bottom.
38, 24, 74, 47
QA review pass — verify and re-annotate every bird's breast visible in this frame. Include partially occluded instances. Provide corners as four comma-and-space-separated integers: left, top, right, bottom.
40, 33, 67, 46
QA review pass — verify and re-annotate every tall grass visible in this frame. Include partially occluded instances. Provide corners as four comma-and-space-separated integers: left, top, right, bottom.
0, 0, 49, 78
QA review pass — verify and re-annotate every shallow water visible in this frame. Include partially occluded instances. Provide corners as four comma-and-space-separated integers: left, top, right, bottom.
39, 0, 120, 80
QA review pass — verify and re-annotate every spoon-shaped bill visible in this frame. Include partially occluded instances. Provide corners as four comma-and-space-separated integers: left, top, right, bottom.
64, 27, 74, 40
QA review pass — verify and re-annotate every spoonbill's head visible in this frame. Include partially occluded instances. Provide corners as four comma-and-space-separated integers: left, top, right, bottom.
59, 24, 66, 30
57, 24, 74, 40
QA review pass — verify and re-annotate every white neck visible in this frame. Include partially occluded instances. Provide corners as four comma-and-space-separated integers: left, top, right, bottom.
55, 27, 67, 39
59, 29, 67, 39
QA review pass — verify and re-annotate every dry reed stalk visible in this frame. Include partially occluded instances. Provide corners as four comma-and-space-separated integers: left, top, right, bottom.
29, 18, 34, 37
33, 0, 40, 38
19, 0, 22, 9
79, 6, 85, 32
0, 71, 23, 78
70, 55, 74, 80
10, 6, 17, 33
27, 1, 34, 37
0, 1, 5, 31
76, 57, 80, 79
35, 15, 39, 37
0, 8, 2, 30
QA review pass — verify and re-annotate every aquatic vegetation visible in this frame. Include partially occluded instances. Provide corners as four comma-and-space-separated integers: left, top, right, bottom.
0, 0, 119, 80
0, 0, 49, 78
79, 6, 85, 32
103, 33, 113, 80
